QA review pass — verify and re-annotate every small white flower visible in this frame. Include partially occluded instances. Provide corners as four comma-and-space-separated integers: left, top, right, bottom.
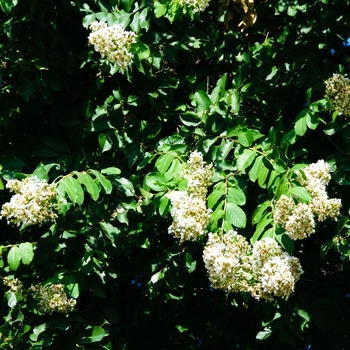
88, 21, 137, 72
325, 74, 350, 116
29, 283, 76, 315
1, 176, 58, 227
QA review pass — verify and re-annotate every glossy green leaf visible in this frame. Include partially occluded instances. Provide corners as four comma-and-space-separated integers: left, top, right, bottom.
194, 90, 211, 113
74, 172, 100, 201
225, 202, 246, 228
237, 130, 254, 147
294, 109, 308, 136
100, 167, 121, 175
291, 186, 312, 202
18, 242, 34, 265
89, 170, 113, 194
236, 149, 257, 171
79, 326, 108, 344
143, 172, 167, 191
156, 154, 176, 174
63, 275, 80, 299
58, 177, 85, 205
227, 187, 246, 206
7, 246, 21, 271
252, 201, 271, 225
98, 133, 112, 153
248, 156, 265, 182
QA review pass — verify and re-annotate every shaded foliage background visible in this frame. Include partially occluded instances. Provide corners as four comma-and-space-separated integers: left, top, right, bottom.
1, 0, 350, 348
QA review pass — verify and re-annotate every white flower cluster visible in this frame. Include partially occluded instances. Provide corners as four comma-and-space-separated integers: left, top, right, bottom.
88, 21, 137, 72
203, 233, 303, 301
250, 238, 303, 301
203, 231, 253, 294
275, 160, 342, 240
176, 0, 210, 13
29, 283, 76, 315
169, 191, 211, 243
182, 151, 214, 198
3, 277, 24, 295
169, 152, 214, 243
1, 176, 58, 227
325, 74, 350, 116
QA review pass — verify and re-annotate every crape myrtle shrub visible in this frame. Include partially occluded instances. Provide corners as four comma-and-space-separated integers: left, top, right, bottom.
1, 0, 350, 348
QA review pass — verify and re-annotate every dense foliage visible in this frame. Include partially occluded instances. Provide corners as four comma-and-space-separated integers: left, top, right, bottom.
1, 0, 350, 348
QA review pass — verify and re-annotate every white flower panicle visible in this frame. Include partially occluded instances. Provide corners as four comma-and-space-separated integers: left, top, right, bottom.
182, 151, 214, 198
3, 277, 24, 295
274, 195, 294, 227
169, 192, 211, 243
88, 20, 137, 71
275, 160, 341, 240
203, 234, 303, 301
176, 0, 210, 13
1, 176, 58, 227
203, 231, 253, 294
284, 203, 316, 240
29, 283, 76, 315
250, 238, 303, 301
325, 73, 350, 116
169, 152, 213, 243
295, 159, 331, 197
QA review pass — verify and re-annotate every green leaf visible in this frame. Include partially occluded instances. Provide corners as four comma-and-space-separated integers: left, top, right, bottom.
272, 159, 286, 173
18, 242, 34, 265
30, 324, 47, 342
294, 109, 308, 136
7, 292, 17, 308
89, 170, 113, 194
7, 246, 21, 271
73, 172, 100, 201
193, 90, 211, 113
256, 328, 272, 340
227, 90, 240, 113
100, 167, 121, 175
79, 326, 108, 344
164, 158, 183, 181
115, 177, 135, 196
210, 205, 225, 228
185, 253, 196, 273
154, 1, 167, 18
236, 149, 256, 171
57, 177, 85, 205
156, 154, 176, 174
227, 187, 246, 206
33, 163, 58, 180
237, 130, 254, 147
225, 202, 246, 228
208, 185, 225, 208
0, 0, 18, 15
262, 227, 275, 239
159, 195, 170, 216
297, 309, 310, 322
210, 74, 227, 104
252, 201, 270, 225
248, 156, 265, 182
179, 111, 201, 127
258, 160, 270, 187
276, 232, 294, 254
98, 133, 112, 153
64, 275, 80, 299
291, 186, 312, 202
143, 172, 167, 191
251, 213, 273, 244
